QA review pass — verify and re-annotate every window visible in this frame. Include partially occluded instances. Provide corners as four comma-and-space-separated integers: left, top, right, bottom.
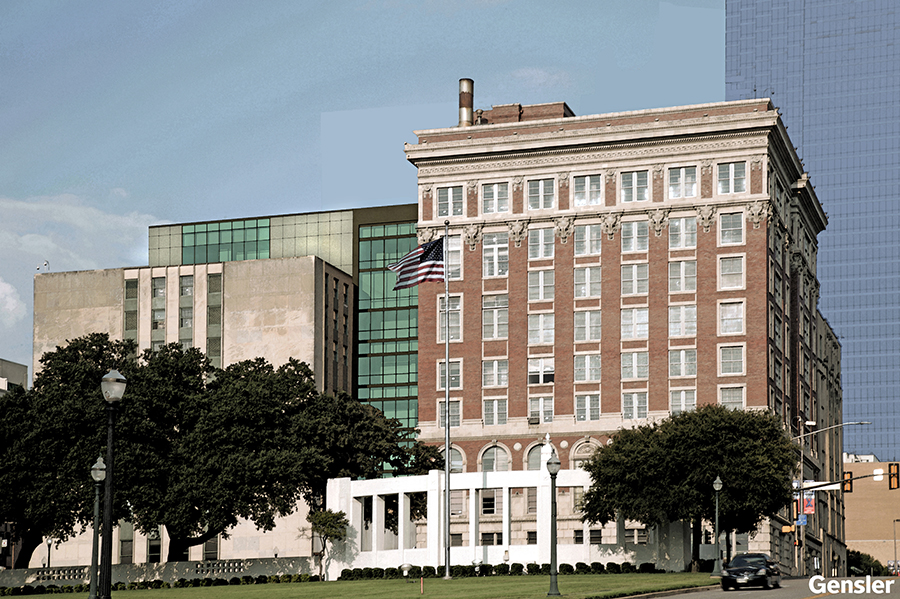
527, 531, 538, 545
526, 487, 537, 514
528, 358, 555, 384
483, 182, 509, 214
574, 225, 602, 255
483, 233, 509, 277
438, 400, 460, 428
152, 277, 165, 298
574, 311, 602, 342
483, 360, 508, 387
481, 532, 503, 546
446, 235, 462, 279
483, 295, 508, 339
529, 396, 554, 423
720, 346, 744, 375
668, 166, 697, 198
528, 313, 554, 344
438, 360, 462, 390
151, 309, 165, 330
669, 305, 697, 337
483, 398, 508, 426
528, 228, 554, 259
208, 306, 221, 326
720, 213, 743, 245
481, 488, 504, 513
589, 529, 603, 545
669, 349, 697, 377
482, 447, 509, 472
450, 533, 463, 546
621, 171, 649, 203
439, 295, 461, 341
207, 273, 222, 294
527, 445, 543, 470
719, 301, 744, 334
574, 174, 603, 206
720, 387, 744, 410
719, 256, 744, 289
528, 270, 554, 301
623, 392, 648, 419
574, 354, 602, 382
437, 186, 463, 217
443, 447, 464, 473
717, 162, 746, 194
179, 307, 193, 329
180, 275, 193, 296
669, 261, 697, 293
621, 264, 649, 295
574, 530, 584, 544
670, 390, 696, 415
528, 178, 555, 210
621, 352, 649, 379
621, 221, 649, 252
575, 267, 601, 298
669, 217, 697, 249
124, 311, 138, 332
621, 308, 649, 339
576, 395, 601, 421
125, 279, 138, 300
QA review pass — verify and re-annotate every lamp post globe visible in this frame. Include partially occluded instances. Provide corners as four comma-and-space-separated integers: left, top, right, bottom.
98, 371, 125, 599
547, 452, 561, 596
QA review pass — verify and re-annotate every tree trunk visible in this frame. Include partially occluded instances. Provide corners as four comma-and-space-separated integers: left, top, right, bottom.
14, 529, 43, 569
690, 517, 701, 572
166, 526, 223, 562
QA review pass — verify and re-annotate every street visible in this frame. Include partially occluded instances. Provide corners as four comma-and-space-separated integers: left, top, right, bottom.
674, 577, 900, 599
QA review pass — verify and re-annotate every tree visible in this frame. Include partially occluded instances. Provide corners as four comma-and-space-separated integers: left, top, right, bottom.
0, 333, 136, 568
581, 404, 798, 568
306, 509, 348, 581
1, 334, 437, 565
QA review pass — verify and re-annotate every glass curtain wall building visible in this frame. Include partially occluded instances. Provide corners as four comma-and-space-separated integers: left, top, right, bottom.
726, 0, 900, 459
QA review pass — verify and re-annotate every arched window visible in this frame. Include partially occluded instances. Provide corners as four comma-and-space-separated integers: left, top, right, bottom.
526, 445, 543, 471
482, 446, 509, 472
441, 447, 464, 473
572, 442, 599, 469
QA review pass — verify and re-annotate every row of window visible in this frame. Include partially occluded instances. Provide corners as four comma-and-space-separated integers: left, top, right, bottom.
440, 345, 745, 392
435, 162, 749, 217
437, 386, 746, 426
441, 215, 743, 281
445, 297, 746, 342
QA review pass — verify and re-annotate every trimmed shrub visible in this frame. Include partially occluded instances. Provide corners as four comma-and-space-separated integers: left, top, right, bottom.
559, 563, 575, 575
495, 563, 510, 576
279, 574, 292, 583
211, 578, 227, 586
576, 562, 591, 574
385, 567, 400, 579
408, 565, 422, 579
423, 565, 437, 578
526, 563, 540, 575
436, 566, 445, 577
540, 563, 551, 575
605, 562, 621, 574
300, 574, 311, 583
229, 577, 241, 585
255, 575, 269, 585
621, 562, 635, 574
309, 575, 320, 582
510, 563, 525, 575
591, 562, 605, 574
372, 567, 385, 579
240, 575, 254, 585
480, 563, 493, 576
638, 562, 657, 574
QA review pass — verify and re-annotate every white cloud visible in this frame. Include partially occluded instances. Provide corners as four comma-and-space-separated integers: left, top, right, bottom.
0, 277, 26, 329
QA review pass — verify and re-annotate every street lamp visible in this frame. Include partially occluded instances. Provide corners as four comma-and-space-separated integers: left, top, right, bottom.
46, 537, 52, 568
711, 476, 723, 577
547, 452, 561, 597
89, 457, 106, 599
99, 370, 126, 599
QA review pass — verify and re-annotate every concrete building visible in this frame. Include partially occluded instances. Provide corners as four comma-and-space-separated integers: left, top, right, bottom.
0, 358, 27, 396
726, 0, 900, 462
404, 83, 844, 575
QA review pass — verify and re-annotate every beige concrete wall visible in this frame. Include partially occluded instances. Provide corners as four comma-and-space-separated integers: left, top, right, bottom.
844, 460, 900, 566
33, 269, 124, 376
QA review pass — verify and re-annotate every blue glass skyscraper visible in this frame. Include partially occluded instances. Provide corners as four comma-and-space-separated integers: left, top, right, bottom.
726, 0, 900, 459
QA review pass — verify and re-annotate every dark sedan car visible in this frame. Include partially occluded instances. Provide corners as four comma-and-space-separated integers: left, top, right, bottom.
721, 553, 782, 590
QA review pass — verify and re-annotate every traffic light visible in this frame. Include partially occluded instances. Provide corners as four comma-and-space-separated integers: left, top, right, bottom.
842, 471, 853, 493
889, 463, 899, 490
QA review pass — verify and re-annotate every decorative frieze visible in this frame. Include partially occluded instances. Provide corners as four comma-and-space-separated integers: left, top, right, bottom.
554, 216, 575, 243
648, 209, 669, 237
508, 220, 529, 247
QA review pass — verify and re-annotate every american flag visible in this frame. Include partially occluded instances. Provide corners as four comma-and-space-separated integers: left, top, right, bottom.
387, 238, 445, 290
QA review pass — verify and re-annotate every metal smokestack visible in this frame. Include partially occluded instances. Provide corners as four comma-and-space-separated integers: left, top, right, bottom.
458, 78, 474, 127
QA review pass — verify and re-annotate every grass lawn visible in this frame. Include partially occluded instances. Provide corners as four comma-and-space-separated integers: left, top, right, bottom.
109, 573, 716, 599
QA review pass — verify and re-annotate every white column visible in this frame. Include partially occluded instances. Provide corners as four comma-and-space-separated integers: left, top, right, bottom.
427, 470, 442, 568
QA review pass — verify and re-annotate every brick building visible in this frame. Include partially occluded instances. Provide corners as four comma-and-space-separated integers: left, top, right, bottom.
404, 82, 844, 574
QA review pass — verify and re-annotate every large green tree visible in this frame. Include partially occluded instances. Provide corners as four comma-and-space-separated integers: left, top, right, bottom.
1, 334, 434, 565
581, 404, 798, 567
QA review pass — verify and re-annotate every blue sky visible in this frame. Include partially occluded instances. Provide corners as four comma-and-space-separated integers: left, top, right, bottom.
0, 0, 724, 373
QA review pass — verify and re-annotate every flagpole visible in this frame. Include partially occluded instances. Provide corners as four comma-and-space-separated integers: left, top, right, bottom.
443, 220, 452, 580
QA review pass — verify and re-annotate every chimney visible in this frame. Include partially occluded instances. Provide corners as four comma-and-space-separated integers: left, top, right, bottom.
458, 78, 474, 127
